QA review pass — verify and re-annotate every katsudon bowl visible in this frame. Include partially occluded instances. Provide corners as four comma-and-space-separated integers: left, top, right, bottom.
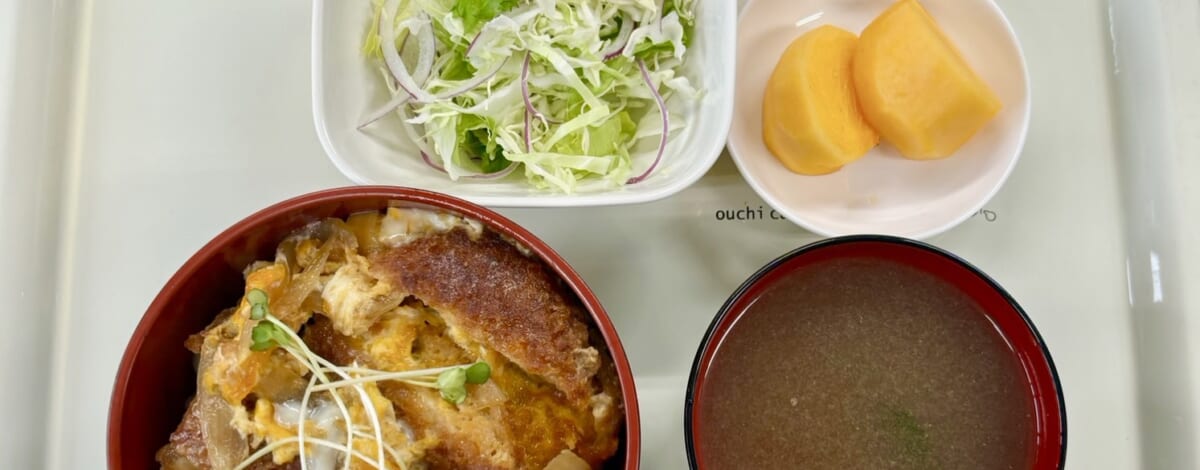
108, 186, 640, 470
685, 236, 1065, 469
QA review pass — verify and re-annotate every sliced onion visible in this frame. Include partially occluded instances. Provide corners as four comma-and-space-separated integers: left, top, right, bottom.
520, 53, 533, 153
394, 106, 429, 151
358, 93, 412, 129
601, 15, 635, 61
627, 58, 668, 185
380, 0, 434, 102
436, 57, 509, 99
395, 105, 440, 172
520, 53, 550, 124
196, 345, 249, 469
359, 22, 435, 128
396, 30, 410, 63
411, 20, 436, 85
523, 104, 532, 152
464, 31, 482, 57
420, 151, 447, 173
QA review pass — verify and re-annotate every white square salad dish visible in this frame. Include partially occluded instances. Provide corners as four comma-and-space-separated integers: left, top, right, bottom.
312, 0, 735, 207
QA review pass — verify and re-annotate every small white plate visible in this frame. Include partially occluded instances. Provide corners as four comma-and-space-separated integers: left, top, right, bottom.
311, 0, 735, 207
729, 0, 1029, 239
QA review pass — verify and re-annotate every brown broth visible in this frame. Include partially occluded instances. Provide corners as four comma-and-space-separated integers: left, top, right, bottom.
695, 257, 1033, 469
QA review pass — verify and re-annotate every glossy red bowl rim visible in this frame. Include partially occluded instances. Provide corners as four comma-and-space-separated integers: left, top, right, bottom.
108, 186, 641, 469
683, 235, 1066, 469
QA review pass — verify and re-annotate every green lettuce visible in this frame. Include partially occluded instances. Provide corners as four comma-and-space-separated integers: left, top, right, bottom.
366, 0, 698, 192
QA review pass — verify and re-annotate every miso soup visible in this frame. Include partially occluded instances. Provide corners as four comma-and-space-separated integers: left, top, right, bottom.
694, 257, 1034, 469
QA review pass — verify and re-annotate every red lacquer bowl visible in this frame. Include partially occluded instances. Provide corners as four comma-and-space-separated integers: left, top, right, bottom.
685, 236, 1065, 469
108, 186, 641, 469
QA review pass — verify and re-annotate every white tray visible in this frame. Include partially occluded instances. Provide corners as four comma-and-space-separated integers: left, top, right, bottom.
2, 0, 1198, 468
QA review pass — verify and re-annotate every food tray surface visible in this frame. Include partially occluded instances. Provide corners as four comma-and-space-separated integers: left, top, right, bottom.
0, 0, 1197, 468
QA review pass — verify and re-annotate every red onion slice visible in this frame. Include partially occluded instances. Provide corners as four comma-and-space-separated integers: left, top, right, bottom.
464, 31, 482, 57
380, 0, 434, 102
396, 30, 410, 62
627, 58, 668, 185
420, 151, 447, 173
394, 104, 438, 163
601, 15, 634, 61
358, 93, 412, 129
411, 18, 436, 85
520, 53, 552, 125
436, 57, 509, 100
524, 105, 532, 152
360, 21, 436, 128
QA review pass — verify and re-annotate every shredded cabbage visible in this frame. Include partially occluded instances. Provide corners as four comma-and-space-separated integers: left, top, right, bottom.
363, 0, 697, 192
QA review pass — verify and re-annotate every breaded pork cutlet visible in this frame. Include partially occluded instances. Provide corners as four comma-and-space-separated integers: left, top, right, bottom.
371, 228, 602, 404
